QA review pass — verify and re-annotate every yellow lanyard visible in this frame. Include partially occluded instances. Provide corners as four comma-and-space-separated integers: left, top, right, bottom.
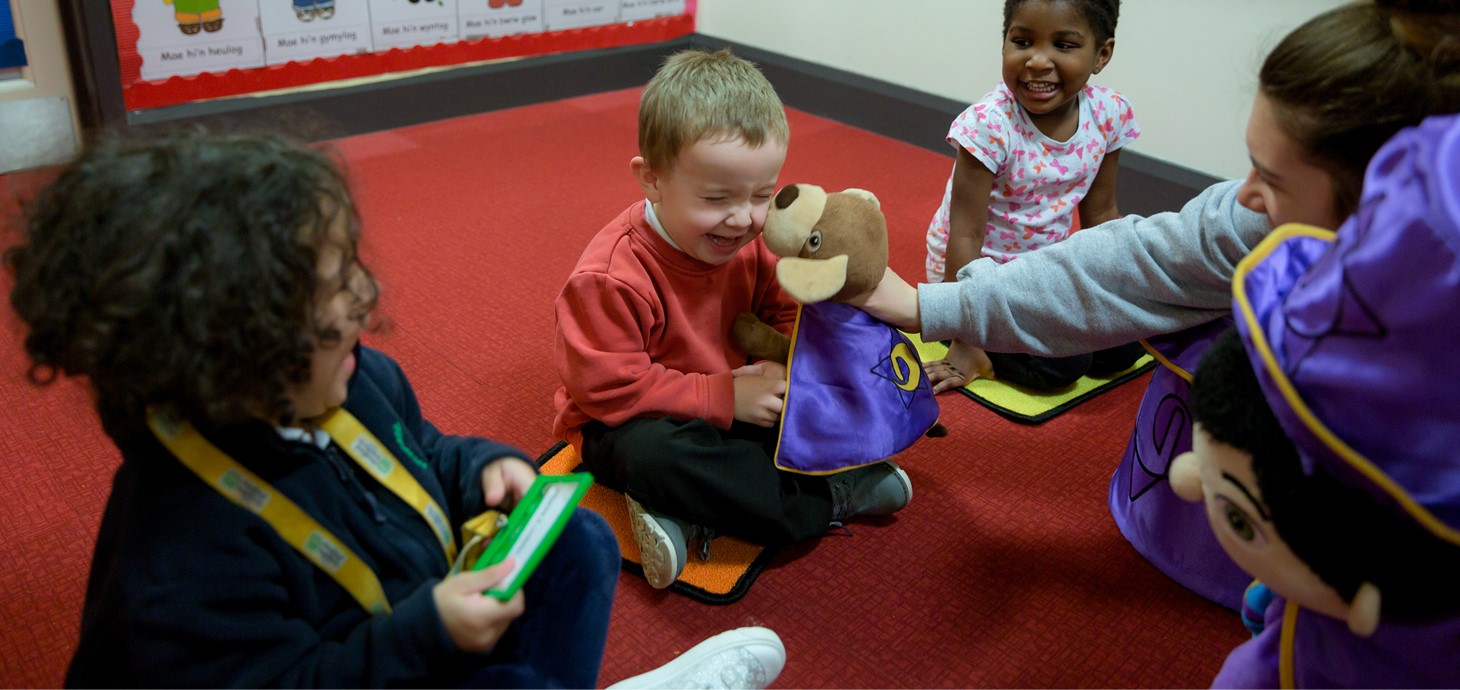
314, 408, 458, 567
147, 407, 458, 615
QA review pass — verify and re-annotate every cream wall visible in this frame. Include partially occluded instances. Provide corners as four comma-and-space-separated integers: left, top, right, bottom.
695, 0, 1346, 180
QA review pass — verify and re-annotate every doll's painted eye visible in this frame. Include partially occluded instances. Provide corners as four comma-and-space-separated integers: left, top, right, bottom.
807, 230, 823, 254
1223, 502, 1256, 541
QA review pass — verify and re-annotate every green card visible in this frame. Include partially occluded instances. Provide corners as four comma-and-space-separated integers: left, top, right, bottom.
471, 472, 593, 600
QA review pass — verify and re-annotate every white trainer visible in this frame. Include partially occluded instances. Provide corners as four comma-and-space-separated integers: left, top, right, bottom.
607, 627, 786, 690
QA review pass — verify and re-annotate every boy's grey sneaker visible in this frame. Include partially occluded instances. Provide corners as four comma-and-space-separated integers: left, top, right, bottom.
829, 460, 913, 522
607, 626, 786, 689
625, 496, 690, 589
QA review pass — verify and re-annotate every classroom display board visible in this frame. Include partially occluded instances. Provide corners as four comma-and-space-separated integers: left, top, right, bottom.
1, 2, 27, 69
111, 0, 692, 111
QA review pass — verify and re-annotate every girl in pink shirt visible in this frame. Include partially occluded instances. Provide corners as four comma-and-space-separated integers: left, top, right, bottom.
925, 0, 1144, 392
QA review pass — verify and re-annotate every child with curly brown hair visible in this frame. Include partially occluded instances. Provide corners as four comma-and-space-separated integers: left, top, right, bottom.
6, 130, 783, 688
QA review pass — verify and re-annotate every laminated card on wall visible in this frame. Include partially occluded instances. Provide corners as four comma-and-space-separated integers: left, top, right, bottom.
541, 0, 621, 31
618, 0, 684, 23
367, 0, 460, 52
132, 0, 264, 81
459, 0, 545, 40
259, 1, 375, 67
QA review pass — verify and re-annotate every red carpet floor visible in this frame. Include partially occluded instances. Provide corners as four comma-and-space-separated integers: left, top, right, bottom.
0, 87, 1244, 687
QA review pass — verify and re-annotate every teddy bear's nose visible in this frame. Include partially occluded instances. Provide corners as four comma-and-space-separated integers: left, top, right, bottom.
775, 185, 800, 209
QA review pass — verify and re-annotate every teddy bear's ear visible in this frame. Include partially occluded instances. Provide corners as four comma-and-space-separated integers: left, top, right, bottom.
764, 184, 827, 257
839, 188, 880, 209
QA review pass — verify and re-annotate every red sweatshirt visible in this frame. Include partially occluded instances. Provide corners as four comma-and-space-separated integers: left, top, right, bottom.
553, 201, 798, 449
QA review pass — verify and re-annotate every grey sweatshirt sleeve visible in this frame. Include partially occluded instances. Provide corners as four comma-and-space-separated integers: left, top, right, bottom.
917, 179, 1270, 356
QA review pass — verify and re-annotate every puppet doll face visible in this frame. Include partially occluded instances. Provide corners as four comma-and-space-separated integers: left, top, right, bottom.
1174, 424, 1354, 622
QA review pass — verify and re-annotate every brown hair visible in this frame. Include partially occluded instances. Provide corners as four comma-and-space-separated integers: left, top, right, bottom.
637, 48, 789, 173
6, 130, 378, 437
1259, 0, 1460, 221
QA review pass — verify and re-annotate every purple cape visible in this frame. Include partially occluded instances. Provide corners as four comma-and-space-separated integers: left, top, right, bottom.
1214, 593, 1460, 688
774, 302, 940, 474
1108, 317, 1250, 610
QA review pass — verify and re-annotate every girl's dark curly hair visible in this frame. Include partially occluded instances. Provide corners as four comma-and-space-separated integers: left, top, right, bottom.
1192, 328, 1460, 623
1003, 0, 1121, 44
5, 130, 378, 437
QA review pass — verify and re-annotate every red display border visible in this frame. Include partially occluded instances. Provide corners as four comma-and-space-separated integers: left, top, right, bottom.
110, 1, 694, 112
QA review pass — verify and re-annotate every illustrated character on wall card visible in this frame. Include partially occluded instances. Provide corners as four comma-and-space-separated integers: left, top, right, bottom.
164, 0, 223, 34
294, 0, 336, 21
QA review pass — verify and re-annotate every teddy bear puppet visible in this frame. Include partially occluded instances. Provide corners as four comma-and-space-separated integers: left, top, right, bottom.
1167, 114, 1460, 688
734, 183, 943, 477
